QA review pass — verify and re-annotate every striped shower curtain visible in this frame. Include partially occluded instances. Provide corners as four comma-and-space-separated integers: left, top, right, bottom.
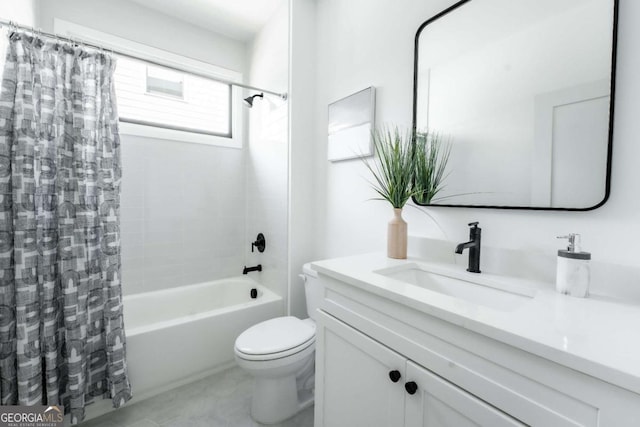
0, 32, 132, 423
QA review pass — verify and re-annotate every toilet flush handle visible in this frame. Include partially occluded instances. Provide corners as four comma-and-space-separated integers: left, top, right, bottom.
298, 274, 307, 283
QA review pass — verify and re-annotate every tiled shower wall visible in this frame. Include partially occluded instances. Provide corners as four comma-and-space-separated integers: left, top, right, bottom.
120, 2, 290, 300
34, 0, 250, 296
244, 1, 290, 307
120, 135, 246, 295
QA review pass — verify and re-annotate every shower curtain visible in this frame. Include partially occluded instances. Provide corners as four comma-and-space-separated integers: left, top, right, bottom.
0, 32, 131, 423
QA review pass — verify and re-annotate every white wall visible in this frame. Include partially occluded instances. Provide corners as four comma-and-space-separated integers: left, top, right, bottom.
245, 1, 289, 306
314, 0, 448, 259
36, 0, 249, 295
288, 0, 317, 317
312, 0, 640, 287
0, 0, 36, 70
36, 0, 245, 72
0, 0, 36, 25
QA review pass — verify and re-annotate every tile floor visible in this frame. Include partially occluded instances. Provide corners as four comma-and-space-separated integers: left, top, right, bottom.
79, 367, 314, 427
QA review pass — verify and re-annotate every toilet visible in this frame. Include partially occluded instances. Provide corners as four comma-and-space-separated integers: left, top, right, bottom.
234, 263, 323, 424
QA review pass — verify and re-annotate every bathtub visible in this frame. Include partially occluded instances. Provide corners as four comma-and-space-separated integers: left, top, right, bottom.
82, 276, 282, 421
123, 276, 282, 397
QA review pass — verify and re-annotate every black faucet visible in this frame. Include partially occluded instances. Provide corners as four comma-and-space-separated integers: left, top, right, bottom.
455, 222, 481, 273
243, 264, 262, 275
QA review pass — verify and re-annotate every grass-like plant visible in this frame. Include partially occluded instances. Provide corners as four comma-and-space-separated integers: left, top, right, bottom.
363, 126, 417, 209
363, 127, 452, 208
413, 131, 451, 205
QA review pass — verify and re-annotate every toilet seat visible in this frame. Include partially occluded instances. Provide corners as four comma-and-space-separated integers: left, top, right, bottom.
235, 316, 316, 361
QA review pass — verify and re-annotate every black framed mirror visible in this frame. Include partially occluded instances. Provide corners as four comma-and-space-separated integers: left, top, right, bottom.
412, 0, 619, 210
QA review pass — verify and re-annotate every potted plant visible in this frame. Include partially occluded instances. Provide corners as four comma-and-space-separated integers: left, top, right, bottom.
363, 126, 416, 259
364, 127, 451, 259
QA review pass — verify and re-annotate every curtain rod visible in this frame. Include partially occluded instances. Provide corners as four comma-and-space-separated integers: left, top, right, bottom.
0, 18, 288, 100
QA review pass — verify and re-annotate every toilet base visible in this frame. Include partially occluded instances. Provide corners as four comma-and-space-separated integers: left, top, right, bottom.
251, 375, 295, 424
234, 315, 318, 425
249, 355, 315, 424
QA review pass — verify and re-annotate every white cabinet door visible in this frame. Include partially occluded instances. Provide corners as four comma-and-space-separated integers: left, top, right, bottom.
316, 311, 406, 427
405, 361, 525, 427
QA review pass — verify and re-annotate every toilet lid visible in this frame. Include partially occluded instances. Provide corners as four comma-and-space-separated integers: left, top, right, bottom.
235, 316, 315, 356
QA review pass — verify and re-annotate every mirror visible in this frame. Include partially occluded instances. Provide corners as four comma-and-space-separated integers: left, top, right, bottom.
413, 0, 618, 210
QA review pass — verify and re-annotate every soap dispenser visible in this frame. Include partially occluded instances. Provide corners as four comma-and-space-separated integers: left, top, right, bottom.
556, 234, 591, 298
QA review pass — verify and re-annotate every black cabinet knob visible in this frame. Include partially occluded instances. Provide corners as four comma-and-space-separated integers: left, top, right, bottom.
405, 381, 418, 395
388, 370, 401, 383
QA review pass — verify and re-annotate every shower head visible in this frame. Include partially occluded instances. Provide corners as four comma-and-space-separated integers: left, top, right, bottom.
243, 93, 264, 108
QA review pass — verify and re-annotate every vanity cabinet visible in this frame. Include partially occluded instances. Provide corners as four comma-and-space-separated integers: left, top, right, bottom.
317, 311, 405, 426
317, 310, 522, 427
404, 360, 522, 426
313, 273, 640, 427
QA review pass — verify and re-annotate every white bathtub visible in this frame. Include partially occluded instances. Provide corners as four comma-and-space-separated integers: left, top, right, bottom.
123, 276, 282, 397
81, 276, 282, 422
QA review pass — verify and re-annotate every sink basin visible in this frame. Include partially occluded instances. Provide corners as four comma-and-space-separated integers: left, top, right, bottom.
374, 263, 535, 311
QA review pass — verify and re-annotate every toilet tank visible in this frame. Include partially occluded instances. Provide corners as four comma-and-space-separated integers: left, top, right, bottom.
302, 263, 324, 321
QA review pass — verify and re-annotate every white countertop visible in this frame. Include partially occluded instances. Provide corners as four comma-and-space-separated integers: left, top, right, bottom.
312, 253, 640, 395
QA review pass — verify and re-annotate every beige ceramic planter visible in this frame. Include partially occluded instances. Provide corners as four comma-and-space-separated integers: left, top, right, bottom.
387, 208, 407, 259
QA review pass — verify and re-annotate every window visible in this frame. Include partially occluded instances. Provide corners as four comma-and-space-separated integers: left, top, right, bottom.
115, 59, 232, 137
54, 19, 242, 147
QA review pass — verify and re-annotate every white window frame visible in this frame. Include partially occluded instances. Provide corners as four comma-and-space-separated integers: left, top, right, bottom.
54, 19, 243, 148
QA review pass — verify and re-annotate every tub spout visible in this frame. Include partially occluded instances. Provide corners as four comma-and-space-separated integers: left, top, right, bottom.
243, 264, 262, 275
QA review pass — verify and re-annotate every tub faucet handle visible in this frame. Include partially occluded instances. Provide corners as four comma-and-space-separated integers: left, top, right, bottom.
251, 233, 266, 253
